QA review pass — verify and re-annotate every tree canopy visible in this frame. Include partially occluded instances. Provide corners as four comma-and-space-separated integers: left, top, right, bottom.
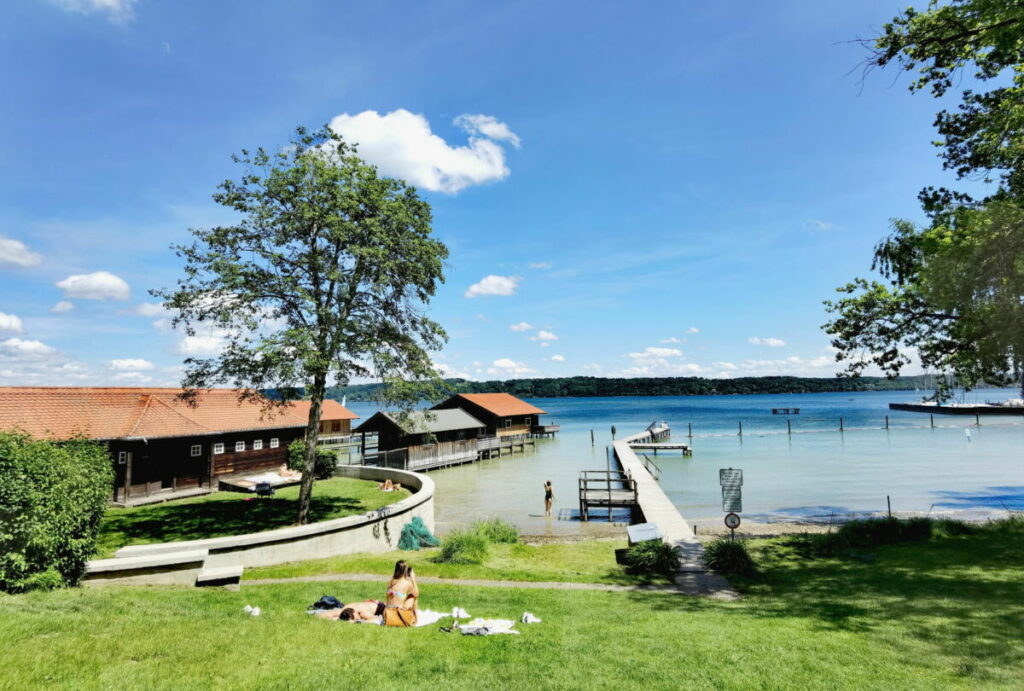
157, 126, 448, 523
826, 0, 1024, 397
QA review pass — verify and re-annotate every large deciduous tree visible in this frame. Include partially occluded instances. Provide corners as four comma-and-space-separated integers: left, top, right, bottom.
157, 126, 448, 523
825, 0, 1024, 397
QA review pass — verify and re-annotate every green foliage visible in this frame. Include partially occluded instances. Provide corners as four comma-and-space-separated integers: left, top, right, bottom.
625, 540, 681, 575
397, 517, 439, 551
327, 374, 942, 401
702, 538, 758, 578
0, 433, 112, 592
155, 125, 449, 523
286, 440, 336, 480
783, 517, 975, 560
434, 529, 489, 564
828, 1, 1024, 397
472, 517, 519, 544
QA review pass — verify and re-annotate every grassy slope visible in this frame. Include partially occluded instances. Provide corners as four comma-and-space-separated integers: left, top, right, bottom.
1, 523, 1021, 689
244, 540, 673, 585
95, 478, 406, 558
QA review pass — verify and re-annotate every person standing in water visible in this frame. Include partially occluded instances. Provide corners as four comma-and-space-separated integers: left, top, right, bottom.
544, 481, 554, 517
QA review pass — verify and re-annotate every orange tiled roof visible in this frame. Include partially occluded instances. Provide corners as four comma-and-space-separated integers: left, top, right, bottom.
452, 393, 546, 416
286, 399, 359, 422
0, 387, 309, 441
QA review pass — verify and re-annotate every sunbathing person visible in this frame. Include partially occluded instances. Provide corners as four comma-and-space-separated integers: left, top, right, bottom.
378, 478, 403, 492
316, 599, 385, 623
386, 560, 419, 612
278, 463, 302, 480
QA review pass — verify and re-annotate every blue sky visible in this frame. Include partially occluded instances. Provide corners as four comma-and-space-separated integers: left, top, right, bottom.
0, 1, 973, 385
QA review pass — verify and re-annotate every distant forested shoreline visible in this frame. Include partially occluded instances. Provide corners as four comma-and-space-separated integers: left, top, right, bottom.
321, 374, 948, 402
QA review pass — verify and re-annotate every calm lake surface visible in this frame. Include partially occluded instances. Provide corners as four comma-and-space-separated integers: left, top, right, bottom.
344, 389, 1024, 536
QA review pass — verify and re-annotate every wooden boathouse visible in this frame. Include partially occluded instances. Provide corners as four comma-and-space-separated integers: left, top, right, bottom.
0, 387, 354, 505
432, 392, 559, 437
354, 408, 489, 471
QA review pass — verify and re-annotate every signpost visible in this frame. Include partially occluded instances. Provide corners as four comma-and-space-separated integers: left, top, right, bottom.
719, 468, 743, 540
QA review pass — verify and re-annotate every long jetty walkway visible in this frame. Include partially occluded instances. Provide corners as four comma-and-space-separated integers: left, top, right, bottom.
614, 425, 736, 598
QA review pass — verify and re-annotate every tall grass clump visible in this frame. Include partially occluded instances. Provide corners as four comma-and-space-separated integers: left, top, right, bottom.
702, 538, 757, 578
472, 518, 519, 544
625, 541, 681, 575
435, 529, 489, 564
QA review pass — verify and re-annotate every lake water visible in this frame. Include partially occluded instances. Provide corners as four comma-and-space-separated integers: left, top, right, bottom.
343, 389, 1024, 536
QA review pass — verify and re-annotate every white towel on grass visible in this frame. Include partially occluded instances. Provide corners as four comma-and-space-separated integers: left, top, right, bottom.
413, 609, 451, 628
458, 618, 520, 636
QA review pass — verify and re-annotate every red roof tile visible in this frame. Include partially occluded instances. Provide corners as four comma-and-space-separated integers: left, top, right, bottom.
452, 393, 546, 416
0, 387, 309, 440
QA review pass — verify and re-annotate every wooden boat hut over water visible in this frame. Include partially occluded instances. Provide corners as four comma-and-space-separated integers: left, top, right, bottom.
354, 408, 487, 471
432, 393, 557, 437
0, 387, 358, 505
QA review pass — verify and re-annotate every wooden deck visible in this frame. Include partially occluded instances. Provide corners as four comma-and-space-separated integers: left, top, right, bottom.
578, 470, 638, 521
628, 442, 692, 456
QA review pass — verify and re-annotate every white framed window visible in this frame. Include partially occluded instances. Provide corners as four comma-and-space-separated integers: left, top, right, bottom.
190, 444, 202, 457
253, 439, 263, 450
524, 416, 532, 425
505, 419, 512, 428
235, 441, 246, 452
270, 438, 279, 449
118, 451, 128, 464
213, 443, 225, 455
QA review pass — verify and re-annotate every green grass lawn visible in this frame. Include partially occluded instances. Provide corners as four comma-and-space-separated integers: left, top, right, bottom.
2, 520, 1021, 689
244, 539, 673, 585
94, 478, 406, 558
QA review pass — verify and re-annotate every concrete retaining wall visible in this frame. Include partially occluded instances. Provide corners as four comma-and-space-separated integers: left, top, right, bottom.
83, 466, 433, 586
615, 430, 704, 571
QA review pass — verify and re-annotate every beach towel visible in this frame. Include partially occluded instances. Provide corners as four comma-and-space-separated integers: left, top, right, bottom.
412, 609, 451, 628
457, 618, 520, 636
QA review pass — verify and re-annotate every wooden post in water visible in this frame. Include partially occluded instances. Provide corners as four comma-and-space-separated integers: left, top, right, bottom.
839, 416, 844, 432
688, 422, 692, 438
787, 419, 792, 435
887, 495, 892, 519
930, 414, 935, 428
738, 421, 743, 437
590, 429, 594, 446
885, 415, 889, 430
975, 413, 980, 427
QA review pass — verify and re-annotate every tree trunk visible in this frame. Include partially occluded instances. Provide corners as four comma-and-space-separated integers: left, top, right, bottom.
296, 372, 327, 525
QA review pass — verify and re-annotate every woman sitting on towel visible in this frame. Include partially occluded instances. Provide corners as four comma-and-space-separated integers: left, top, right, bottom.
385, 560, 419, 613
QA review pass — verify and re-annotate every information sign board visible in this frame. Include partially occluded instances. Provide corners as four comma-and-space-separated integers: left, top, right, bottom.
720, 467, 743, 513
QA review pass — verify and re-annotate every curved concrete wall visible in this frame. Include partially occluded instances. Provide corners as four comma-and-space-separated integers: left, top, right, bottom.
84, 466, 434, 585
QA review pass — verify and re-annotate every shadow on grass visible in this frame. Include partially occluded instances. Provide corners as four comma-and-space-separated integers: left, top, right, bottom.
632, 525, 1024, 681
96, 495, 364, 553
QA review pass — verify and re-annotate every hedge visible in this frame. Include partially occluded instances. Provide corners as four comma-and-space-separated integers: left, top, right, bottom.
0, 432, 113, 592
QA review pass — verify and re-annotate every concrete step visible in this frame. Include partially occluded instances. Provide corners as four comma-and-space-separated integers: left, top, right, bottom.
196, 565, 244, 588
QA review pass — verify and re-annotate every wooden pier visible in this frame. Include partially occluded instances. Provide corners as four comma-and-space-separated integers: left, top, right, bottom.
627, 442, 692, 456
578, 469, 638, 521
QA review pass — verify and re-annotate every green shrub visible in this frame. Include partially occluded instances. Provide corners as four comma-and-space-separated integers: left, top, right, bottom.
837, 517, 932, 547
472, 518, 519, 544
0, 433, 113, 592
702, 538, 758, 578
435, 529, 489, 564
287, 440, 337, 479
625, 540, 681, 575
934, 518, 975, 537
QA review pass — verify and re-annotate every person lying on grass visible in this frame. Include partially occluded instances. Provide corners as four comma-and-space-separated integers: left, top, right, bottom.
378, 478, 403, 492
315, 600, 384, 623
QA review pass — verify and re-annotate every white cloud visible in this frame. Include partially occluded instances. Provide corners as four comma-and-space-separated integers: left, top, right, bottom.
715, 361, 738, 370
109, 358, 155, 371
329, 109, 518, 194
453, 114, 521, 148
531, 330, 558, 341
465, 275, 520, 298
51, 301, 75, 314
528, 262, 551, 269
132, 302, 168, 317
0, 236, 43, 268
0, 338, 56, 358
434, 362, 472, 379
686, 327, 700, 334
749, 336, 786, 348
177, 334, 228, 356
539, 342, 550, 348
486, 358, 536, 377
659, 337, 682, 344
551, 354, 566, 362
627, 347, 682, 359
582, 363, 603, 372
113, 371, 153, 382
56, 271, 130, 301
509, 321, 534, 332
51, 0, 137, 23
806, 219, 833, 230
0, 313, 24, 333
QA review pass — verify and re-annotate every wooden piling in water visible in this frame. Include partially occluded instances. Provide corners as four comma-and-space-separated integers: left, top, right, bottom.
840, 416, 844, 432
885, 415, 889, 430
738, 421, 743, 437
